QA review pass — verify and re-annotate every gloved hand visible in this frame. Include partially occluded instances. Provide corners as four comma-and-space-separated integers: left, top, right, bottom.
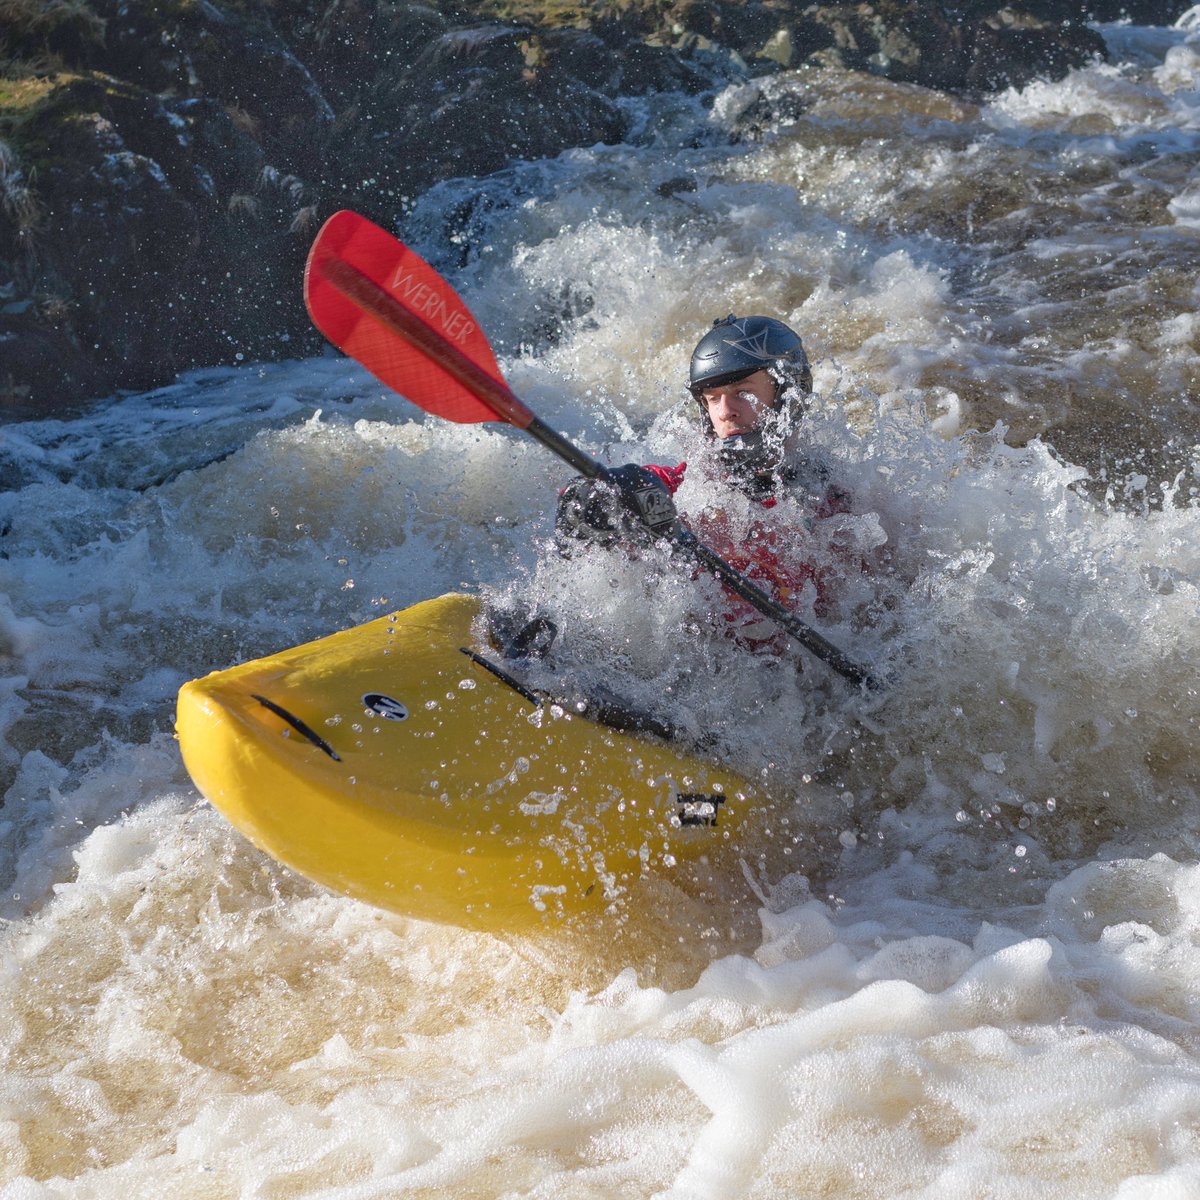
555, 464, 678, 549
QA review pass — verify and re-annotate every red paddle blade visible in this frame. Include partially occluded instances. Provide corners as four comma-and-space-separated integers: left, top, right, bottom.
305, 210, 510, 424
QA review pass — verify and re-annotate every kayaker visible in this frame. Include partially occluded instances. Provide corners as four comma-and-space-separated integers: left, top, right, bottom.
555, 314, 856, 651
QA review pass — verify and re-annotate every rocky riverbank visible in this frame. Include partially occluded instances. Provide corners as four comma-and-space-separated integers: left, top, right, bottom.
0, 0, 1185, 414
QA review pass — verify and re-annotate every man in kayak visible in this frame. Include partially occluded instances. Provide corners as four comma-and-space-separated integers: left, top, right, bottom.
554, 314, 854, 651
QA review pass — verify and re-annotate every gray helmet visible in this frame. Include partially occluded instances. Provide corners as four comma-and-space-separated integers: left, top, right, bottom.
689, 314, 813, 399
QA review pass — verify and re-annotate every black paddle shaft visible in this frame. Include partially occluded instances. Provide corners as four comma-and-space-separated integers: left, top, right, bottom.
680, 530, 879, 689
527, 416, 607, 480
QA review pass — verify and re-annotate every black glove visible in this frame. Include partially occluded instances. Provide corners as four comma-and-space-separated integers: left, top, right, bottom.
555, 465, 678, 549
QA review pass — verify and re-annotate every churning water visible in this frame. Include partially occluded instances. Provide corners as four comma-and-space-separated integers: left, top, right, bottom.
3, 14, 1200, 1198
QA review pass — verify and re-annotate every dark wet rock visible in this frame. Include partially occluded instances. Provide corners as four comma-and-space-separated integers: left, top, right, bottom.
785, 2, 1107, 94
0, 298, 113, 419
338, 22, 629, 205
0, 0, 1134, 412
0, 70, 316, 411
545, 26, 716, 96
0, 0, 106, 66
1077, 2, 1193, 21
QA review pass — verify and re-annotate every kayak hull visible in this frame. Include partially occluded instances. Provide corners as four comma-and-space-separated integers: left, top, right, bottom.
176, 593, 763, 931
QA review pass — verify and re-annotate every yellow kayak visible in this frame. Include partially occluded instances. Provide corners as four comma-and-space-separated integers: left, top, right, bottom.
175, 593, 764, 931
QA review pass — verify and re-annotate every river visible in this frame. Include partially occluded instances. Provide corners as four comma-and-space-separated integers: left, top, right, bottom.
2, 13, 1200, 1199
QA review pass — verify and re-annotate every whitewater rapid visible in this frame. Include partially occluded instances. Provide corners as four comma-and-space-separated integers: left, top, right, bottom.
3, 13, 1200, 1199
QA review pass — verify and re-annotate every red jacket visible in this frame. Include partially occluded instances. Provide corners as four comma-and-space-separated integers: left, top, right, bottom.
643, 461, 854, 653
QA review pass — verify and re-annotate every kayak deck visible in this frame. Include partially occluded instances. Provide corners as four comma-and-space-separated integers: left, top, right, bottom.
176, 593, 763, 931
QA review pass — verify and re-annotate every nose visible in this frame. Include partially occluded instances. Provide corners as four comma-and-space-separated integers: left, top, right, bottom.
707, 386, 740, 412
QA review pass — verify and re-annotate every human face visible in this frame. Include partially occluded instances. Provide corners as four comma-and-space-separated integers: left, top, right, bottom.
698, 370, 778, 439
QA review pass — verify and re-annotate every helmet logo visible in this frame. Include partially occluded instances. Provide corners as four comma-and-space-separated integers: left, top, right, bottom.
719, 319, 779, 361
